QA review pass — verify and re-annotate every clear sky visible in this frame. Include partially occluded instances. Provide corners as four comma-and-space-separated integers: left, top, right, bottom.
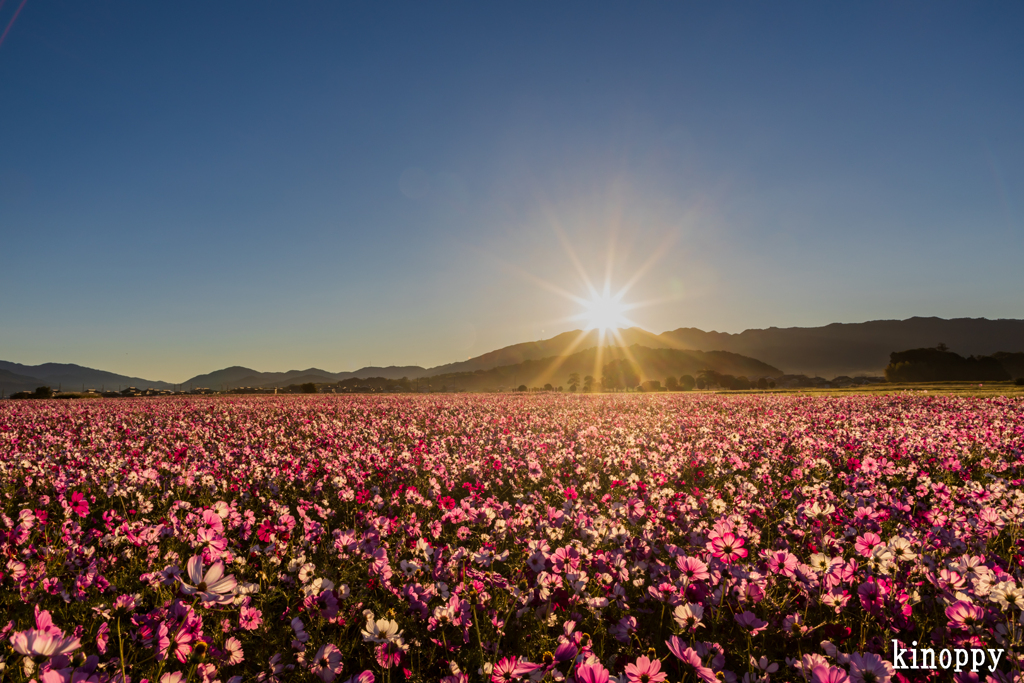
1, 2, 1022, 382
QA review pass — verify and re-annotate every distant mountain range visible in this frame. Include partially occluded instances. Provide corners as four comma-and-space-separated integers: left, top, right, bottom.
0, 361, 175, 396
3, 317, 1023, 395
417, 345, 781, 392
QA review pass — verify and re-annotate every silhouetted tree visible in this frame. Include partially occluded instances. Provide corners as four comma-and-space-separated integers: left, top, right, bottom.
679, 374, 696, 391
665, 375, 679, 390
567, 373, 580, 392
583, 375, 594, 392
601, 360, 640, 391
885, 347, 1010, 382
301, 383, 317, 394
517, 384, 528, 392
34, 386, 54, 398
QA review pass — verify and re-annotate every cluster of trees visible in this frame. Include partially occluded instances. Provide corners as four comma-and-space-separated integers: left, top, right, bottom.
564, 366, 776, 392
9, 386, 55, 399
884, 345, 1014, 382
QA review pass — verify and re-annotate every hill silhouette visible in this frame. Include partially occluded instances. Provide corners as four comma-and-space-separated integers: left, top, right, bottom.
655, 317, 1024, 376
419, 317, 1024, 378
411, 344, 781, 392
0, 361, 174, 396
5, 317, 1024, 394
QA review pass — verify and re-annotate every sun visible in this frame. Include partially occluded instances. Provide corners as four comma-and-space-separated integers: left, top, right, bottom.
580, 292, 631, 332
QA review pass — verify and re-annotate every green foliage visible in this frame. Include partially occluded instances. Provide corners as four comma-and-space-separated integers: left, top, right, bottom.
885, 346, 1011, 382
640, 380, 662, 392
601, 360, 640, 391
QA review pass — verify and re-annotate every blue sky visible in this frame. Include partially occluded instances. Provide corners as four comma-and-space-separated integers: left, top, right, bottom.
1, 2, 1022, 381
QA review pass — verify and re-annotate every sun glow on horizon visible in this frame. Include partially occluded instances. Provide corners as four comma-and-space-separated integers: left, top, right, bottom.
579, 291, 632, 332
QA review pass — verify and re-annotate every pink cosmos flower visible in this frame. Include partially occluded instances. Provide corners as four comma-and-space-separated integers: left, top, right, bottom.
160, 673, 186, 683
676, 556, 710, 582
96, 622, 109, 655
945, 601, 986, 632
750, 656, 779, 674
811, 665, 850, 683
11, 629, 82, 658
177, 556, 237, 604
735, 611, 768, 635
847, 652, 893, 683
666, 637, 716, 683
624, 656, 668, 683
340, 672, 374, 683
160, 622, 195, 664
202, 509, 225, 534
11, 610, 81, 659
854, 533, 883, 557
310, 644, 344, 682
70, 492, 89, 517
491, 657, 538, 683
765, 550, 798, 578
575, 663, 610, 683
240, 606, 263, 630
374, 641, 406, 669
223, 637, 244, 666
708, 532, 748, 564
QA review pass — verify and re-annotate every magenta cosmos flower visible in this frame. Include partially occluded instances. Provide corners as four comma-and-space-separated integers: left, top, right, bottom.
177, 555, 237, 604
624, 656, 667, 683
708, 532, 748, 563
490, 657, 539, 683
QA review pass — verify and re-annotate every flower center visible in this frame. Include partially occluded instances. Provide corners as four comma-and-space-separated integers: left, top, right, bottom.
198, 581, 208, 591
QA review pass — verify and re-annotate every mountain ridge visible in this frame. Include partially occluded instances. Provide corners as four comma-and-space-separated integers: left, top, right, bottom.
4, 317, 1024, 394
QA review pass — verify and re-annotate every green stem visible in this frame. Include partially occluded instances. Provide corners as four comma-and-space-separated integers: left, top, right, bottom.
117, 617, 127, 683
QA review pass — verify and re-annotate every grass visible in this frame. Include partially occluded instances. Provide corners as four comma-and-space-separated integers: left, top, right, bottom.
718, 380, 1024, 398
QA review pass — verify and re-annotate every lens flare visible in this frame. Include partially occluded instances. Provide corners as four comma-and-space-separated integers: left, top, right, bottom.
580, 292, 630, 332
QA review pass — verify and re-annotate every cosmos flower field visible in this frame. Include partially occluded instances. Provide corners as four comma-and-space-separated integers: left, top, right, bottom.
2, 393, 1023, 683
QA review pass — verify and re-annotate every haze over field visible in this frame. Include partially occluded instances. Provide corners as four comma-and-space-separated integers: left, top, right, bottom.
1, 3, 1021, 378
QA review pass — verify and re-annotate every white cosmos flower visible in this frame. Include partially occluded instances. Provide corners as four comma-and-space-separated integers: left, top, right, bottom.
361, 616, 402, 643
11, 631, 81, 658
178, 556, 237, 604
